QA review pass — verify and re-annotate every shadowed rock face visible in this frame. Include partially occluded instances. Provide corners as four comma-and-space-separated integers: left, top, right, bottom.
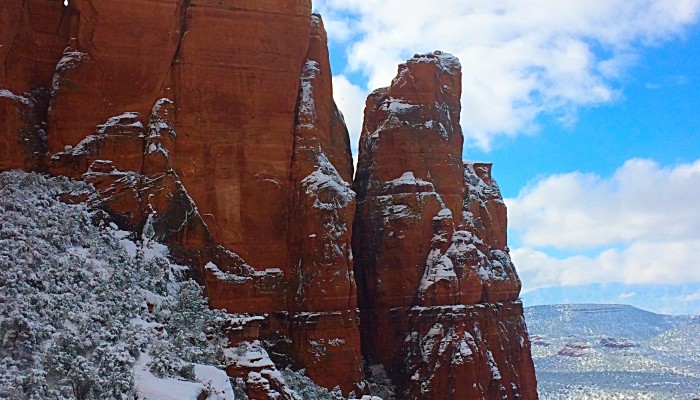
1, 3, 536, 399
353, 52, 537, 399
0, 0, 69, 172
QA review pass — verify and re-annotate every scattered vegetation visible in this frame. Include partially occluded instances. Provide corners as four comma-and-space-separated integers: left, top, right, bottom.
0, 171, 229, 399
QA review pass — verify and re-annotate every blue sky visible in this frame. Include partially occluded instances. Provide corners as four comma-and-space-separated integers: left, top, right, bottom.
313, 1, 700, 315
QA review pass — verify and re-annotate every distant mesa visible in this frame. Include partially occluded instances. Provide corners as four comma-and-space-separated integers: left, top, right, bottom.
599, 337, 636, 349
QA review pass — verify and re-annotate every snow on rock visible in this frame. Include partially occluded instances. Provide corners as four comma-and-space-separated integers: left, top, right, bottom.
146, 98, 177, 156
225, 340, 277, 370
434, 207, 453, 220
52, 50, 87, 91
419, 250, 458, 293
205, 261, 281, 284
296, 60, 321, 129
226, 340, 301, 400
0, 89, 31, 105
96, 112, 143, 134
384, 171, 434, 190
194, 364, 236, 399
50, 112, 144, 160
463, 161, 504, 207
381, 97, 419, 114
411, 51, 462, 74
487, 350, 502, 381
380, 203, 420, 224
301, 152, 355, 211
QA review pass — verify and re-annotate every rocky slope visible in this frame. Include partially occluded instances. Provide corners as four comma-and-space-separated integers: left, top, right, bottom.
0, 1, 536, 399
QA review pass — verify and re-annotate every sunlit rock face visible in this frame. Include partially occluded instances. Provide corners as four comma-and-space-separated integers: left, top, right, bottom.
353, 51, 537, 399
1, 1, 361, 396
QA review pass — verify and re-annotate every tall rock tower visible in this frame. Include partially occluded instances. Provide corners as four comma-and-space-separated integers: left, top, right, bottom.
353, 52, 538, 399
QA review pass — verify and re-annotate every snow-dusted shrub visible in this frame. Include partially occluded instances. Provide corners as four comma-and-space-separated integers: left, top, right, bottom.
365, 364, 396, 400
0, 171, 230, 399
281, 368, 345, 400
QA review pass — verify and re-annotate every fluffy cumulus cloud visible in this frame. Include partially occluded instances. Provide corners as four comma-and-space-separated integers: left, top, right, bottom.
506, 158, 700, 291
313, 0, 700, 149
508, 158, 700, 248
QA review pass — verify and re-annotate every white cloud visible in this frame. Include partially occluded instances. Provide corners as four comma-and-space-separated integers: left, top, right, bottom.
683, 291, 700, 302
332, 74, 368, 157
514, 240, 700, 291
314, 0, 700, 149
507, 158, 700, 291
507, 158, 700, 249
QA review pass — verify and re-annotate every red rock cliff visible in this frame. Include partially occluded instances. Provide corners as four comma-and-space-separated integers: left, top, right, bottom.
1, 1, 361, 397
353, 52, 537, 399
0, 3, 536, 399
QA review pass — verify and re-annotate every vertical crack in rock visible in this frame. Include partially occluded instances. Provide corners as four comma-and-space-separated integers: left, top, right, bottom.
0, 0, 68, 172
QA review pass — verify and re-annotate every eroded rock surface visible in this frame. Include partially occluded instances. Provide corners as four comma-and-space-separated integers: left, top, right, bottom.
353, 52, 537, 399
0, 0, 69, 171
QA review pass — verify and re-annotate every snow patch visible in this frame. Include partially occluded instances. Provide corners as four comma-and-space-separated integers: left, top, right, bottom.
419, 249, 458, 293
487, 350, 502, 381
205, 261, 281, 284
381, 97, 419, 114
0, 89, 31, 105
301, 152, 355, 211
384, 171, 434, 189
411, 51, 461, 73
297, 60, 321, 129
52, 50, 87, 91
133, 355, 234, 400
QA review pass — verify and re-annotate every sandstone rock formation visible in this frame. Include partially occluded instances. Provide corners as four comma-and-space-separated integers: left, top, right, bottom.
353, 52, 537, 399
0, 2, 537, 399
2, 1, 360, 397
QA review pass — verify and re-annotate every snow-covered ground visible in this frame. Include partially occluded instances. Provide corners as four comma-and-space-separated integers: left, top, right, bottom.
526, 304, 700, 399
0, 171, 234, 399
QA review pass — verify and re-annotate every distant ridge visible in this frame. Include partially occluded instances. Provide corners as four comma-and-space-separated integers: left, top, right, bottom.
526, 303, 700, 399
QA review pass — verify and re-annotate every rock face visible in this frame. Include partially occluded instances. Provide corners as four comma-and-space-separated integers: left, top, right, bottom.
0, 0, 68, 172
353, 52, 537, 399
286, 14, 362, 389
0, 3, 537, 399
2, 1, 361, 397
